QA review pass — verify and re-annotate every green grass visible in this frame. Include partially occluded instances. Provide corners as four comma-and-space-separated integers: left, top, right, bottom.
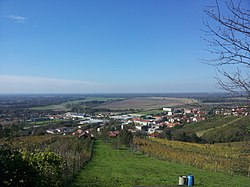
25, 119, 62, 125
183, 115, 237, 132
136, 109, 165, 115
30, 97, 123, 111
30, 104, 71, 111
180, 115, 249, 136
196, 116, 244, 137
71, 140, 250, 187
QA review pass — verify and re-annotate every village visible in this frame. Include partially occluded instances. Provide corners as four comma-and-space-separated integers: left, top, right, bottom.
44, 106, 249, 138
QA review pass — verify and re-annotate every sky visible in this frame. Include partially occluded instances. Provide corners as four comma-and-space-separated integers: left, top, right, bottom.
0, 0, 238, 94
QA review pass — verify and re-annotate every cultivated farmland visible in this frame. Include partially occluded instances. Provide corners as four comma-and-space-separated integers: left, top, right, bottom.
30, 97, 122, 111
96, 97, 194, 110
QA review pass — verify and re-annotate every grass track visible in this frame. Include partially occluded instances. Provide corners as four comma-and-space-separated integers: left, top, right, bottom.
71, 141, 250, 187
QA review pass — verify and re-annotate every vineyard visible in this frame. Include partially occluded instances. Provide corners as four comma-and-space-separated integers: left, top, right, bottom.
133, 137, 250, 176
0, 135, 93, 186
174, 115, 250, 143
72, 140, 250, 187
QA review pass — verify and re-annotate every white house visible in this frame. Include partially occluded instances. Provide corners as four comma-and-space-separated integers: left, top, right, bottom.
163, 107, 172, 112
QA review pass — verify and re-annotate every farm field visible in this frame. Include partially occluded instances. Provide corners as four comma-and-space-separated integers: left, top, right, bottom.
71, 140, 250, 187
96, 97, 194, 110
30, 97, 122, 111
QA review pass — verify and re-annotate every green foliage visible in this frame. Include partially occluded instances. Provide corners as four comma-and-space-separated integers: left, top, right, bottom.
202, 123, 250, 143
118, 129, 133, 147
21, 148, 63, 186
0, 146, 62, 187
171, 131, 201, 143
0, 124, 22, 138
0, 135, 94, 186
163, 128, 172, 140
202, 117, 250, 143
100, 127, 109, 143
0, 148, 38, 186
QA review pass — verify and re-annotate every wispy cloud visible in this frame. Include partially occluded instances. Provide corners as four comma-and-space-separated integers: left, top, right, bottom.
6, 15, 26, 23
0, 75, 218, 94
0, 75, 107, 94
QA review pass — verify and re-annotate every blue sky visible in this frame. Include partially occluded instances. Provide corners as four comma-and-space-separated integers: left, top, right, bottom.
0, 0, 230, 93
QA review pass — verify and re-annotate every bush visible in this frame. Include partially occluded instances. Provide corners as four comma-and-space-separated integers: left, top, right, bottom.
0, 146, 63, 187
0, 147, 38, 186
22, 148, 63, 187
172, 131, 201, 143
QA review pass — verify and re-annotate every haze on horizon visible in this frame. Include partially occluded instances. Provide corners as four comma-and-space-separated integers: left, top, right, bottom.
0, 0, 231, 94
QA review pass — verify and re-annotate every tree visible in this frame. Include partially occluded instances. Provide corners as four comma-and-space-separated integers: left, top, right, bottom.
171, 130, 201, 143
119, 129, 133, 147
163, 128, 172, 140
203, 0, 250, 96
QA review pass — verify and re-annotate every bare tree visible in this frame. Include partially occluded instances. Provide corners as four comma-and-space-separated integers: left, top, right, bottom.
203, 0, 250, 97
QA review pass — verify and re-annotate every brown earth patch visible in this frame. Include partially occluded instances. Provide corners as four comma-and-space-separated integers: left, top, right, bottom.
96, 97, 194, 110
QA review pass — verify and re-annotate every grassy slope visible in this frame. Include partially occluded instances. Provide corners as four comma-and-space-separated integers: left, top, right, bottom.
71, 141, 250, 187
182, 115, 236, 133
196, 116, 244, 137
180, 115, 250, 138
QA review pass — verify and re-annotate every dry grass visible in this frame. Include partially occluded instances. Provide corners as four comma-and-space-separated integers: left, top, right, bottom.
96, 97, 194, 110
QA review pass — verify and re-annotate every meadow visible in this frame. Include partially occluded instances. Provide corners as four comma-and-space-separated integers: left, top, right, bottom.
30, 97, 122, 111
71, 140, 250, 187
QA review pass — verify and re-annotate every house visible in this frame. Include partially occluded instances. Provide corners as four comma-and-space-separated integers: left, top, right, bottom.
79, 118, 104, 124
109, 131, 120, 137
153, 116, 163, 123
46, 129, 58, 134
66, 112, 86, 119
46, 127, 74, 134
148, 132, 162, 138
163, 107, 172, 112
73, 130, 94, 139
132, 118, 154, 126
78, 131, 94, 139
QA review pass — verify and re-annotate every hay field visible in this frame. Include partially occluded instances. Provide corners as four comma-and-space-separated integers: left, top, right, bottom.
96, 97, 194, 110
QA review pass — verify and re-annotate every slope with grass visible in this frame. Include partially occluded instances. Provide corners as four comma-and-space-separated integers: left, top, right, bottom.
71, 140, 250, 187
195, 116, 244, 137
175, 115, 250, 142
